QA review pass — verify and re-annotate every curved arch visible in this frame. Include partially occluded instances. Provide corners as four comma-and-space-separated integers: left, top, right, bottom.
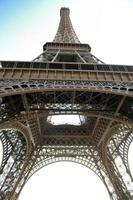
0, 121, 32, 154
0, 79, 132, 98
105, 122, 133, 167
28, 156, 102, 181
19, 161, 110, 200
0, 120, 33, 175
129, 141, 133, 177
102, 122, 133, 193
0, 121, 32, 199
0, 138, 3, 168
21, 144, 113, 199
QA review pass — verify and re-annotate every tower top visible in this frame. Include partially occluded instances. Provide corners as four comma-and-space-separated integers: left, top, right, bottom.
53, 7, 80, 43
60, 7, 70, 16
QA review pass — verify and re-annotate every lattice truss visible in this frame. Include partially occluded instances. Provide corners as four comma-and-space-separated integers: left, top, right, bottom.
33, 45, 104, 64
0, 6, 133, 200
53, 8, 80, 43
0, 83, 133, 200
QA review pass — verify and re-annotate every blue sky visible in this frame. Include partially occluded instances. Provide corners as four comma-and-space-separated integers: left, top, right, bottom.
0, 0, 133, 64
0, 1, 52, 53
0, 0, 75, 61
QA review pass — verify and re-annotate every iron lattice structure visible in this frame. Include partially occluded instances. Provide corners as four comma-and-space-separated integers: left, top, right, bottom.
0, 7, 133, 200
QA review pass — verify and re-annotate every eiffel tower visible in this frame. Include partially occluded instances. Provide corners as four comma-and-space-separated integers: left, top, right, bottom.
0, 7, 133, 200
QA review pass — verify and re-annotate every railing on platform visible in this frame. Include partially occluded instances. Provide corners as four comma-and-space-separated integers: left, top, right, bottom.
0, 61, 133, 72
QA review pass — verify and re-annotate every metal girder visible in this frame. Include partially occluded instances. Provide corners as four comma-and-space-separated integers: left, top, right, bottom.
0, 108, 132, 198
0, 91, 133, 200
98, 96, 126, 146
0, 67, 132, 83
0, 79, 132, 100
0, 122, 32, 199
0, 6, 133, 200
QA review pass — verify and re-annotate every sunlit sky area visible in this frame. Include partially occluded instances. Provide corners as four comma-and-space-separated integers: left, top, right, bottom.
0, 0, 133, 199
0, 0, 133, 64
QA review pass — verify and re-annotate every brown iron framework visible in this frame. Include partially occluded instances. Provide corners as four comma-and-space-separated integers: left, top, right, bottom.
0, 7, 133, 200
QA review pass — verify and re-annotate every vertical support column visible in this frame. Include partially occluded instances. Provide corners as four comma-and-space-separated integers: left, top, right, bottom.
0, 133, 27, 200
107, 150, 133, 199
99, 137, 133, 200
